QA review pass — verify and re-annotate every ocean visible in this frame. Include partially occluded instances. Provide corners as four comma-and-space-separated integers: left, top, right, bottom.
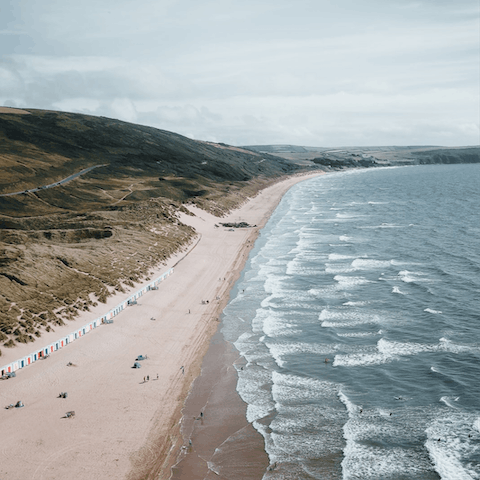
221, 164, 480, 480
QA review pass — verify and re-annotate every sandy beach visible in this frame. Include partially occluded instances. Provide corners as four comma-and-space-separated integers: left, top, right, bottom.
0, 172, 320, 480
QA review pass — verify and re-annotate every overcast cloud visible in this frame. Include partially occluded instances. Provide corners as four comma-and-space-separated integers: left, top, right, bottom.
1, 0, 479, 146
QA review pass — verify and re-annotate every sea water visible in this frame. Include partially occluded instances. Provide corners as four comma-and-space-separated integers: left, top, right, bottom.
221, 164, 480, 479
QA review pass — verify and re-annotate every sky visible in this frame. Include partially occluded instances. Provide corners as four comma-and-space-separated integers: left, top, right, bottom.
1, 0, 479, 147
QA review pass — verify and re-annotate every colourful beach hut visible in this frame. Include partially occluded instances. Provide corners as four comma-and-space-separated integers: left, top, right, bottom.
1, 364, 13, 375
2, 265, 176, 379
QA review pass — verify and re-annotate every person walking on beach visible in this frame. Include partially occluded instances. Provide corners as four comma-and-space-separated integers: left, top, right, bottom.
180, 365, 184, 375
147, 375, 149, 381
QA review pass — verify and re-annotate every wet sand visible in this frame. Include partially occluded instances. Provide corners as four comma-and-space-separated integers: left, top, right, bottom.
170, 329, 270, 480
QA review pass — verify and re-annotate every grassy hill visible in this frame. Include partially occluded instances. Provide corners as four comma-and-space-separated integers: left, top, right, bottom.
0, 108, 306, 353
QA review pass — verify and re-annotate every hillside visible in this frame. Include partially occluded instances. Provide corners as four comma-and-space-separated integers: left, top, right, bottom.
0, 108, 306, 354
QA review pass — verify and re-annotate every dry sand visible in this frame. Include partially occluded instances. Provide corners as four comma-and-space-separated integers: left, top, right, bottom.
0, 172, 321, 480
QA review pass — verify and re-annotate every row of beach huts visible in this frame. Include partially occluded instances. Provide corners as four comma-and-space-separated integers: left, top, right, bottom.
0, 267, 174, 377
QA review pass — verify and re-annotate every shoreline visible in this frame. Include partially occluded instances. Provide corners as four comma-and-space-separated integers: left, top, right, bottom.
0, 172, 321, 480
167, 175, 322, 479
170, 329, 269, 480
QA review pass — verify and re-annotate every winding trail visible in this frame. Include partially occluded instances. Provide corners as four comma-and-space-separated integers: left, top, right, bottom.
0, 164, 106, 197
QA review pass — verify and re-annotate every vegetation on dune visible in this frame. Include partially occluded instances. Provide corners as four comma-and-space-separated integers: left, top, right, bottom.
0, 109, 307, 352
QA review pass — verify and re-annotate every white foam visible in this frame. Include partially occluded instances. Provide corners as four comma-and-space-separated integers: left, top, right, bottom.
426, 416, 480, 480
339, 235, 354, 242
425, 308, 442, 314
399, 270, 415, 282
334, 338, 480, 367
439, 337, 477, 354
273, 371, 338, 403
235, 365, 276, 423
337, 331, 381, 337
392, 286, 406, 294
339, 391, 438, 479
440, 396, 460, 409
343, 443, 434, 479
320, 309, 383, 328
334, 275, 372, 288
336, 213, 364, 219
263, 274, 289, 295
262, 312, 300, 338
352, 258, 392, 270
246, 403, 273, 424
265, 341, 332, 368
329, 253, 357, 260
286, 257, 323, 276
473, 418, 480, 433
308, 285, 345, 300
325, 264, 355, 274
399, 270, 431, 283
334, 350, 392, 367
343, 300, 369, 306
358, 223, 406, 229
256, 372, 346, 464
338, 390, 361, 415
378, 338, 439, 356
